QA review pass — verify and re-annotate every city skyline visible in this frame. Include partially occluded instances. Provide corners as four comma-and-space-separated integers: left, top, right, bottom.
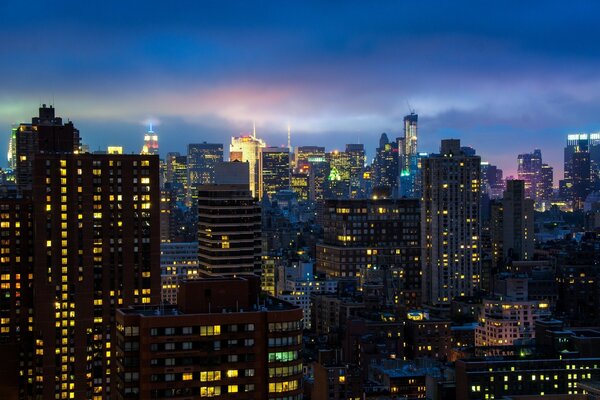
4, 1, 600, 180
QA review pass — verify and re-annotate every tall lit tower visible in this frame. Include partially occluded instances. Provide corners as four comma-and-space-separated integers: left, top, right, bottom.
141, 124, 159, 155
421, 139, 481, 307
399, 112, 418, 197
230, 132, 266, 198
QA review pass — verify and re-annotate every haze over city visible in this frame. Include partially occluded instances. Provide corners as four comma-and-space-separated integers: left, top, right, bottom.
3, 1, 600, 180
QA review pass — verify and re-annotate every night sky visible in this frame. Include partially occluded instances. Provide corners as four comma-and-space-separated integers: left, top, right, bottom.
2, 1, 600, 180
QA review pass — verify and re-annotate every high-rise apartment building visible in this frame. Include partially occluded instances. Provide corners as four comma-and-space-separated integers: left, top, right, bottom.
0, 195, 33, 399
230, 134, 266, 198
1, 106, 161, 399
115, 276, 303, 400
187, 143, 224, 205
421, 139, 481, 307
259, 146, 290, 199
31, 152, 161, 399
316, 197, 421, 308
197, 184, 261, 275
15, 104, 81, 190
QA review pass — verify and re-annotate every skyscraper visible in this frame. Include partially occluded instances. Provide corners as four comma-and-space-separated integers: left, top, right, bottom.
326, 150, 351, 198
165, 152, 188, 203
539, 163, 554, 202
141, 124, 159, 155
197, 184, 261, 275
187, 143, 224, 205
2, 107, 161, 399
562, 133, 600, 205
399, 112, 418, 197
421, 139, 481, 307
372, 133, 398, 195
259, 146, 290, 199
517, 149, 543, 201
501, 180, 535, 262
572, 150, 591, 210
295, 146, 325, 173
230, 134, 266, 198
345, 144, 366, 199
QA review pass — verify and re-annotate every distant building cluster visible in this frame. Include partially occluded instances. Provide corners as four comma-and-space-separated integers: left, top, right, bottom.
2, 105, 600, 399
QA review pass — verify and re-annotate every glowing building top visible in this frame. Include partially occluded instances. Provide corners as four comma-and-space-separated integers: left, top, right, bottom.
141, 124, 159, 155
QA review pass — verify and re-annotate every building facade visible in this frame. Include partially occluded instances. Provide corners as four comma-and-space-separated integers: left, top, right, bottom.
114, 277, 303, 400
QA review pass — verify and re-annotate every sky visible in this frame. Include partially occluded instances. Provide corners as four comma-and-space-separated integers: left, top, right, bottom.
2, 1, 600, 181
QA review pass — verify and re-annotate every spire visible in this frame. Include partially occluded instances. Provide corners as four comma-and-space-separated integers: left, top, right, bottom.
287, 122, 291, 150
252, 121, 256, 138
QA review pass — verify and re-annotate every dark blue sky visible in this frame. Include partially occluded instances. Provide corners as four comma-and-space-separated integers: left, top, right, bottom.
2, 1, 600, 179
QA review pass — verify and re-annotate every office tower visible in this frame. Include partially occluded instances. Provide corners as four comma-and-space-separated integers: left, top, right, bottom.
421, 139, 481, 307
290, 173, 309, 202
295, 146, 325, 174
372, 133, 398, 194
165, 152, 188, 203
562, 133, 600, 204
308, 156, 329, 203
160, 242, 199, 304
15, 104, 81, 190
572, 150, 592, 210
316, 197, 421, 308
141, 124, 159, 155
230, 134, 266, 198
326, 150, 351, 198
187, 143, 224, 205
539, 163, 554, 201
517, 149, 543, 201
500, 180, 535, 262
259, 146, 290, 199
345, 144, 366, 199
480, 162, 505, 199
399, 112, 418, 197
115, 276, 303, 399
197, 184, 261, 275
